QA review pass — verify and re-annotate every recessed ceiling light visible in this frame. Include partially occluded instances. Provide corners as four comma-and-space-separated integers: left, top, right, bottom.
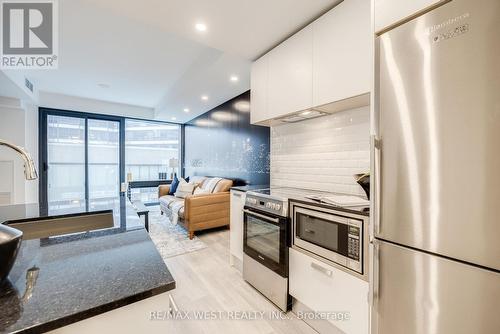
183, 108, 190, 113
301, 111, 312, 116
195, 23, 207, 32
230, 75, 239, 82
171, 117, 177, 121
201, 95, 208, 101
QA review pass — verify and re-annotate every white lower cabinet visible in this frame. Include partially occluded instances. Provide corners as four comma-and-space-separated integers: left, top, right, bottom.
289, 248, 369, 334
229, 190, 246, 271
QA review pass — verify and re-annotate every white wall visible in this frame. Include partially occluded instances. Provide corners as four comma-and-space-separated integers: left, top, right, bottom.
24, 102, 39, 203
270, 106, 370, 197
39, 91, 155, 120
0, 97, 39, 204
0, 70, 39, 102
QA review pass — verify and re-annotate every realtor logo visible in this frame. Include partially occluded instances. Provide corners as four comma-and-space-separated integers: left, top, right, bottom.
1, 0, 58, 69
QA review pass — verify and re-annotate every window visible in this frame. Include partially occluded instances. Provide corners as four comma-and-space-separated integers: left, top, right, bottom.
45, 114, 121, 215
125, 119, 180, 181
47, 115, 86, 208
125, 119, 181, 203
40, 108, 181, 214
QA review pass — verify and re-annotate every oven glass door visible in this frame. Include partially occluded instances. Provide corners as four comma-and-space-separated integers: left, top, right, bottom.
295, 209, 349, 258
243, 208, 287, 277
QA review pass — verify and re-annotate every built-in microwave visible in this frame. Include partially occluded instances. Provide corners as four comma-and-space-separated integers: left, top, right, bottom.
291, 201, 368, 277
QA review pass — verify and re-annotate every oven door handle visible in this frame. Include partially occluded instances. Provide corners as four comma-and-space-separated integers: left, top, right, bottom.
243, 209, 280, 224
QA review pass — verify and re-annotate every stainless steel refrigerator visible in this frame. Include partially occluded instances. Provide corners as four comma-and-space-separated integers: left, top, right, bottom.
372, 0, 500, 333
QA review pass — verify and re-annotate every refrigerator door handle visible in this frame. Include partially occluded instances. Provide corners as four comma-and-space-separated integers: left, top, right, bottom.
370, 239, 380, 334
371, 135, 382, 235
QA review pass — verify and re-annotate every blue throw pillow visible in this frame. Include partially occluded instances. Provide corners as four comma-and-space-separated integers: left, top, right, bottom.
169, 175, 179, 195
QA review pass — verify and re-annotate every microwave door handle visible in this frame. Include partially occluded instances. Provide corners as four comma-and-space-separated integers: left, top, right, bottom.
243, 209, 280, 224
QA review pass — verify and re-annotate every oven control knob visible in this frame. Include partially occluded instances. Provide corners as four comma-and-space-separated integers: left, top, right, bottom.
265, 202, 271, 208
275, 204, 281, 211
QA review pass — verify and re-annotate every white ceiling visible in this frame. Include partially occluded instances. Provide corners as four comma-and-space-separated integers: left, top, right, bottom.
4, 0, 340, 123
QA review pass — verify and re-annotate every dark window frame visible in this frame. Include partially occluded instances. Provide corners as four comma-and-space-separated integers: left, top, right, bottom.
39, 107, 181, 215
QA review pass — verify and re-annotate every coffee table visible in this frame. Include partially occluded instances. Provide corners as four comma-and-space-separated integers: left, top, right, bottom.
132, 201, 150, 232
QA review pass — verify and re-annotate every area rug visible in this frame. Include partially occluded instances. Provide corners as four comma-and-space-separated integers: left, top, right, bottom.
147, 205, 207, 258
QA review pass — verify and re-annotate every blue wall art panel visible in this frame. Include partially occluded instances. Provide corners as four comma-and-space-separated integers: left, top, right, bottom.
183, 91, 270, 186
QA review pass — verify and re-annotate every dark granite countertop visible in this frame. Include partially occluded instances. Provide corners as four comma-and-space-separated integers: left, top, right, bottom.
230, 184, 270, 192
0, 196, 175, 334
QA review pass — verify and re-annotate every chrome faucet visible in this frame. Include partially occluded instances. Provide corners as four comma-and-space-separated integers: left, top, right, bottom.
0, 139, 38, 180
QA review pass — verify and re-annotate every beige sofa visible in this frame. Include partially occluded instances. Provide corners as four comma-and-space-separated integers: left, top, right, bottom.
158, 177, 233, 239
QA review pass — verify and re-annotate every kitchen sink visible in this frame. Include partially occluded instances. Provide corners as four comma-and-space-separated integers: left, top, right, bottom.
2, 210, 115, 240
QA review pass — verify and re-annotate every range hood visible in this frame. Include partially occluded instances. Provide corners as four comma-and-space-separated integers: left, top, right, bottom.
269, 93, 370, 126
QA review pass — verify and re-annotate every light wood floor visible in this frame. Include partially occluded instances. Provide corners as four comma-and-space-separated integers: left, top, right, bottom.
164, 228, 317, 334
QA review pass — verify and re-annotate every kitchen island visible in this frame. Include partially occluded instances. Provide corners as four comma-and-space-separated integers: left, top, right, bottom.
0, 196, 175, 333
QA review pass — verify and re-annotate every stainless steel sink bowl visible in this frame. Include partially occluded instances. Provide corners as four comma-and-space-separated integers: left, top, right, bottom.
0, 224, 23, 284
3, 210, 115, 240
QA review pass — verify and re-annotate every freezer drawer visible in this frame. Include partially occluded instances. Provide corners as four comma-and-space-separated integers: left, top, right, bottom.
372, 240, 500, 334
376, 0, 500, 270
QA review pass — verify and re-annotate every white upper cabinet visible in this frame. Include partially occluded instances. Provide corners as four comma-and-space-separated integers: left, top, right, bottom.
267, 26, 313, 120
312, 0, 371, 107
374, 0, 444, 33
250, 55, 269, 124
250, 0, 371, 125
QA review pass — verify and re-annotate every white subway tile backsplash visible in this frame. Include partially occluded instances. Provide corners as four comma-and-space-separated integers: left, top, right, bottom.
270, 106, 370, 197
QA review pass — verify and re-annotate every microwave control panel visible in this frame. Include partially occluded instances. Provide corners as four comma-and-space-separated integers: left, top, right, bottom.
347, 225, 361, 261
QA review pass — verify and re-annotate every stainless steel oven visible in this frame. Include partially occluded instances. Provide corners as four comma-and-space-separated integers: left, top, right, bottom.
242, 202, 290, 311
243, 207, 288, 276
291, 202, 367, 277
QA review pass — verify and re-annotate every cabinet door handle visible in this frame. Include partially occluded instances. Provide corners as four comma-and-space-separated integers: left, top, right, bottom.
311, 262, 332, 277
232, 192, 242, 197
243, 209, 280, 224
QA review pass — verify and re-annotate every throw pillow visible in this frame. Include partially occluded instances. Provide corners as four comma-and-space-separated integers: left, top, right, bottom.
174, 178, 196, 198
204, 177, 223, 193
168, 175, 179, 195
189, 176, 207, 187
